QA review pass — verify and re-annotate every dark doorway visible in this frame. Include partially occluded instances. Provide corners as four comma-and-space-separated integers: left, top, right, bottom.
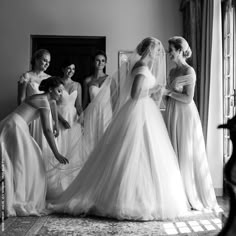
31, 35, 106, 84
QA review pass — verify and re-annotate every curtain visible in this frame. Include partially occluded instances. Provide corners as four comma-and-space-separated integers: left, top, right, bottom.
199, 0, 214, 141
206, 0, 223, 195
180, 0, 224, 195
180, 0, 210, 139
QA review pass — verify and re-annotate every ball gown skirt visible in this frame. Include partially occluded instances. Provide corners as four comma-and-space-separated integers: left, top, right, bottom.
165, 97, 219, 210
0, 113, 46, 216
48, 96, 189, 221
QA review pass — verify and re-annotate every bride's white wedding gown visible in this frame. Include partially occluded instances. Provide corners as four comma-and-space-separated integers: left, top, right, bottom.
48, 66, 189, 220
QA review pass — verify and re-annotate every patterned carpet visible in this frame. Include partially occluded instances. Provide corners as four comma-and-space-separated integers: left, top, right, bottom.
1, 210, 224, 236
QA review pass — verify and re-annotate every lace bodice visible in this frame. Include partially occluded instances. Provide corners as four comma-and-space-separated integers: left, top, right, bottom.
19, 72, 50, 97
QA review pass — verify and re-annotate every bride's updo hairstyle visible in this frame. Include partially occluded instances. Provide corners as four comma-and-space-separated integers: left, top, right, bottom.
39, 76, 64, 92
168, 36, 192, 59
136, 37, 160, 58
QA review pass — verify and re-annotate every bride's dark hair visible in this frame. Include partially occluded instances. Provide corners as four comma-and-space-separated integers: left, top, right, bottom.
39, 76, 64, 92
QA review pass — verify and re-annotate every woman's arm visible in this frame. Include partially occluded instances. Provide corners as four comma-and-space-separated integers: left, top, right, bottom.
57, 111, 71, 129
17, 79, 28, 105
82, 78, 90, 109
40, 108, 69, 164
167, 68, 195, 104
131, 74, 147, 99
49, 100, 59, 137
75, 82, 83, 116
167, 84, 195, 104
18, 73, 31, 105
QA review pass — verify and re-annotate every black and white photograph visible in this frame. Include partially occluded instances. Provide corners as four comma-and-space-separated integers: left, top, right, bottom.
0, 0, 235, 235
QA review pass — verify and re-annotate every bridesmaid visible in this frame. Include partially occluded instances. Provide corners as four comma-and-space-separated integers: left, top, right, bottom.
17, 49, 54, 155
1, 77, 68, 217
82, 50, 113, 154
164, 36, 219, 211
46, 60, 86, 200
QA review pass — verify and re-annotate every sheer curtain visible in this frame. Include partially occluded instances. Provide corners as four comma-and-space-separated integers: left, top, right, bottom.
205, 0, 223, 196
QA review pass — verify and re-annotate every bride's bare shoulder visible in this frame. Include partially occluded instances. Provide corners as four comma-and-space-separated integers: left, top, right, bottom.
131, 61, 146, 73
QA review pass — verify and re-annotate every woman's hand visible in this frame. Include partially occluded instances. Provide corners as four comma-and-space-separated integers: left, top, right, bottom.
163, 88, 172, 96
60, 119, 71, 129
53, 126, 59, 138
56, 154, 69, 164
78, 112, 84, 125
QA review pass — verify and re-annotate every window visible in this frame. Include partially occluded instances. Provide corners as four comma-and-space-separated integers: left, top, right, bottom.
223, 1, 236, 164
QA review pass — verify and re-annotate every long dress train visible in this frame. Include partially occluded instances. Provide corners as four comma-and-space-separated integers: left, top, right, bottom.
48, 66, 189, 221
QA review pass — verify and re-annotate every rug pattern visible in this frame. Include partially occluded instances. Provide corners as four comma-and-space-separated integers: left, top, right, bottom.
1, 211, 223, 236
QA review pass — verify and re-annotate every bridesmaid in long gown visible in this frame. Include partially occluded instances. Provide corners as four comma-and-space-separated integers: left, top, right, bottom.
82, 50, 113, 154
48, 37, 189, 221
164, 36, 219, 211
1, 77, 68, 217
18, 49, 54, 156
46, 60, 86, 200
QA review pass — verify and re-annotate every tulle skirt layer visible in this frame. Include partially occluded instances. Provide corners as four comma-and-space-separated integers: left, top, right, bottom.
45, 105, 87, 200
49, 97, 188, 220
1, 113, 46, 216
84, 99, 112, 155
165, 98, 218, 210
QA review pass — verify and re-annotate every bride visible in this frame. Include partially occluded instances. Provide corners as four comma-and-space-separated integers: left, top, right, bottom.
48, 37, 189, 221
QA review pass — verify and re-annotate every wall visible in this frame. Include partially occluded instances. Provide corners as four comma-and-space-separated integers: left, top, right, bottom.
0, 0, 224, 195
0, 0, 182, 119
